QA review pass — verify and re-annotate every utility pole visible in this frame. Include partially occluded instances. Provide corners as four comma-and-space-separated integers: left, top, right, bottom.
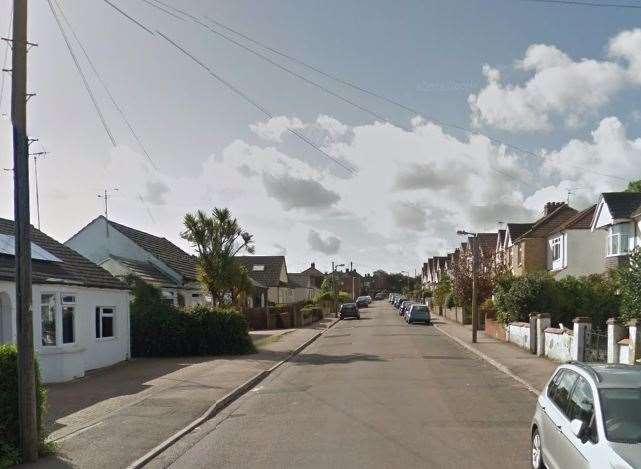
10, 0, 39, 461
457, 230, 479, 344
471, 236, 479, 344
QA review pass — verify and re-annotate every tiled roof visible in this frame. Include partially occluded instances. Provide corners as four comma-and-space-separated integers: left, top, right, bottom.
553, 205, 596, 232
0, 218, 126, 290
108, 255, 178, 287
288, 273, 308, 288
107, 219, 198, 281
300, 265, 324, 277
517, 204, 577, 239
507, 223, 533, 242
237, 255, 286, 287
477, 233, 498, 257
602, 192, 641, 219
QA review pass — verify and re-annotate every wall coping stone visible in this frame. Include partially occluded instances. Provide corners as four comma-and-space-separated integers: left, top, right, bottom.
618, 338, 631, 346
537, 313, 551, 319
573, 317, 591, 324
606, 318, 622, 325
627, 319, 641, 327
510, 321, 529, 328
544, 327, 563, 335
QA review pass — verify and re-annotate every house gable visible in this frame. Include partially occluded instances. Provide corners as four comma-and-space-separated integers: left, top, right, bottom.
66, 216, 183, 285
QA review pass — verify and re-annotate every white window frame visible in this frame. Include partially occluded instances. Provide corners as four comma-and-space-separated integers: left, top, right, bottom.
607, 223, 632, 257
95, 306, 116, 340
40, 292, 77, 347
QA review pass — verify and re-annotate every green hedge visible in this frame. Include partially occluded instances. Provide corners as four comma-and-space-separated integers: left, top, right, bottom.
0, 344, 47, 467
493, 271, 619, 330
129, 279, 255, 357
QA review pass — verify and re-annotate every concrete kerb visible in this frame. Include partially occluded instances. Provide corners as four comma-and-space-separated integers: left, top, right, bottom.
126, 318, 340, 469
432, 323, 541, 396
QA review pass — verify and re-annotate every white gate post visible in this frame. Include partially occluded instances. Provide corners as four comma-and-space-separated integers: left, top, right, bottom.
627, 319, 641, 365
536, 313, 551, 357
571, 317, 592, 362
607, 318, 626, 364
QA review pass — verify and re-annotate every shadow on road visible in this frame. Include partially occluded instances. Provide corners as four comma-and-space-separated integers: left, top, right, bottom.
291, 352, 385, 365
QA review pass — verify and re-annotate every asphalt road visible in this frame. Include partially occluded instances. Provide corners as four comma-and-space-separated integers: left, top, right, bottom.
151, 301, 537, 469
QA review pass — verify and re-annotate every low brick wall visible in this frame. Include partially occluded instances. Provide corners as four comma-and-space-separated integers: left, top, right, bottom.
484, 317, 507, 342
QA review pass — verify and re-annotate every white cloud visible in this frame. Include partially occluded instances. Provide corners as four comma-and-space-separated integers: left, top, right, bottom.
468, 29, 641, 132
308, 229, 341, 255
249, 116, 305, 142
540, 117, 640, 205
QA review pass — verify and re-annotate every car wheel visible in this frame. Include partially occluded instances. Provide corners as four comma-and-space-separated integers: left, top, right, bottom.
531, 428, 543, 469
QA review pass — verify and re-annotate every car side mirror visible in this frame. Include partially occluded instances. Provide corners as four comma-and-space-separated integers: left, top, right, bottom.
570, 419, 587, 439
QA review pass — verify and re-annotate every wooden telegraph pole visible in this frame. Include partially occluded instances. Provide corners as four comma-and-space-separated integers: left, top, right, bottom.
471, 236, 479, 344
11, 0, 39, 461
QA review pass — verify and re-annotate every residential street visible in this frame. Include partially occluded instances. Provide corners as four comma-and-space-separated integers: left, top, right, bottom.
151, 301, 537, 469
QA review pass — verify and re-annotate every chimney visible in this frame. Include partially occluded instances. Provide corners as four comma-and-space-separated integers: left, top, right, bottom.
311, 262, 315, 269
544, 201, 564, 215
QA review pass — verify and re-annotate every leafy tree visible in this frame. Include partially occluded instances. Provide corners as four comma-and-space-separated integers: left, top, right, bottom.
433, 273, 453, 308
625, 180, 641, 193
617, 248, 641, 323
451, 244, 506, 312
181, 208, 255, 305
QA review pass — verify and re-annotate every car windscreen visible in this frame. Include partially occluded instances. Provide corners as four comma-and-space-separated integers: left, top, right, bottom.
411, 306, 427, 312
600, 388, 641, 443
356, 297, 367, 301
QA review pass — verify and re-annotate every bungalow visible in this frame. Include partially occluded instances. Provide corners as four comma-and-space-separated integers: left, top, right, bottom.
237, 255, 294, 305
0, 218, 130, 383
65, 216, 208, 307
505, 202, 578, 276
547, 205, 606, 278
287, 271, 320, 303
591, 192, 641, 270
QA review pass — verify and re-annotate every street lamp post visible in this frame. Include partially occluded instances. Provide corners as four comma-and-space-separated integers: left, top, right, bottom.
457, 230, 479, 343
331, 262, 345, 315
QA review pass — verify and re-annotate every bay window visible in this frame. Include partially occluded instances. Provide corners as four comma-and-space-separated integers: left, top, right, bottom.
608, 224, 632, 256
551, 236, 562, 262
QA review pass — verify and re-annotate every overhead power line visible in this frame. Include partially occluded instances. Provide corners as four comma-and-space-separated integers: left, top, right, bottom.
522, 0, 641, 9
53, 0, 157, 169
0, 8, 12, 114
156, 30, 355, 174
47, 0, 117, 146
100, 0, 155, 35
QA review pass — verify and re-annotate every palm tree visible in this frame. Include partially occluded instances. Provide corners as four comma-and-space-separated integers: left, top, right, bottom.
181, 208, 255, 305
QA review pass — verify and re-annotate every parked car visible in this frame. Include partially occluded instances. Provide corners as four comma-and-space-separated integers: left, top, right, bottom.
356, 296, 369, 308
406, 304, 430, 324
399, 300, 414, 316
374, 292, 386, 300
337, 303, 360, 320
531, 362, 641, 469
364, 295, 372, 304
394, 297, 406, 308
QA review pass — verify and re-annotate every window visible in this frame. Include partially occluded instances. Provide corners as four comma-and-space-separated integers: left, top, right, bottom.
600, 388, 641, 443
252, 265, 265, 271
95, 307, 115, 339
608, 224, 632, 256
551, 236, 562, 262
568, 376, 594, 422
61, 295, 75, 344
550, 370, 578, 417
41, 294, 57, 346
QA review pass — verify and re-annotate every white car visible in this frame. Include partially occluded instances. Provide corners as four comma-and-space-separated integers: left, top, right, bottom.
530, 362, 641, 469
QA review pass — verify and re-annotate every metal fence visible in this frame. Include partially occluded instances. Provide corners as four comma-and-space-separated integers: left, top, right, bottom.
585, 330, 608, 363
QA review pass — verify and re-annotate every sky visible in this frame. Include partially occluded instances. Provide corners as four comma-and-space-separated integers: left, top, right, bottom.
0, 0, 640, 275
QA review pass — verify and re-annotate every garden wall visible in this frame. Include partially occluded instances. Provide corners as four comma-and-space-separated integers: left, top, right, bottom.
507, 322, 530, 350
544, 328, 573, 362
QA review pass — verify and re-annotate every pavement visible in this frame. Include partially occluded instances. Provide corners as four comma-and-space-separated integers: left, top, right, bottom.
26, 318, 336, 469
433, 316, 558, 392
147, 302, 540, 469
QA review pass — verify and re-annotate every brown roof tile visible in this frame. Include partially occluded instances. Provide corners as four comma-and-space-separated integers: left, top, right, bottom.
0, 218, 126, 290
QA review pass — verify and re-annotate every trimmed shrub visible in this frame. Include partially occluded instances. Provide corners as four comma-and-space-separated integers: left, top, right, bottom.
337, 291, 352, 303
493, 271, 558, 325
0, 344, 48, 467
129, 278, 255, 357
618, 248, 641, 324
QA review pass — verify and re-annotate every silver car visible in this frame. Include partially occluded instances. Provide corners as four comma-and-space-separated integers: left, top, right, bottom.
531, 362, 641, 469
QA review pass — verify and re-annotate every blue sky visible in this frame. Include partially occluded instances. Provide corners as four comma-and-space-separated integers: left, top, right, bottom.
0, 0, 640, 274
